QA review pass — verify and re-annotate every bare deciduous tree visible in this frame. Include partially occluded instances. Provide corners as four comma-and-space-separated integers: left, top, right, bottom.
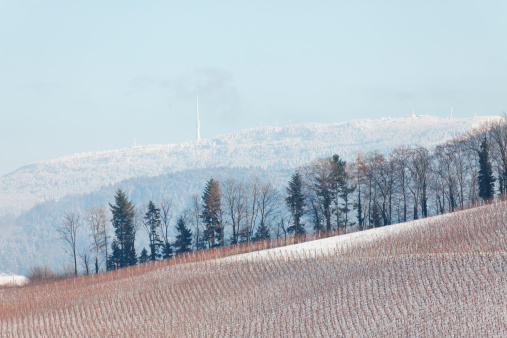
79, 249, 91, 275
190, 194, 204, 250
241, 178, 261, 243
222, 178, 246, 244
86, 207, 108, 274
159, 199, 175, 249
133, 204, 145, 248
58, 211, 81, 276
255, 181, 281, 240
304, 158, 335, 231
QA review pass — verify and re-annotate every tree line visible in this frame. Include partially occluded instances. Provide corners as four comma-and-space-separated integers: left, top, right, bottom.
58, 117, 506, 275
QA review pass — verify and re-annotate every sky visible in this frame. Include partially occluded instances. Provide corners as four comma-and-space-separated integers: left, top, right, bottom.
1, 1, 506, 175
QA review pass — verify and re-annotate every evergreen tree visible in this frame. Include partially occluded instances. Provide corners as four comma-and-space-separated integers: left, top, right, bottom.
478, 137, 496, 200
339, 179, 356, 229
370, 203, 383, 228
356, 186, 364, 230
201, 178, 223, 248
332, 154, 347, 230
174, 216, 193, 254
196, 234, 208, 251
109, 189, 137, 268
163, 242, 174, 259
254, 222, 270, 241
286, 171, 306, 235
138, 248, 149, 264
144, 200, 164, 261
313, 159, 334, 231
421, 181, 428, 218
107, 241, 121, 270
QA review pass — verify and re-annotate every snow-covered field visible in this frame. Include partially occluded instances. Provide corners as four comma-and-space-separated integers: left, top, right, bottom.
0, 274, 28, 287
1, 201, 505, 336
224, 204, 489, 262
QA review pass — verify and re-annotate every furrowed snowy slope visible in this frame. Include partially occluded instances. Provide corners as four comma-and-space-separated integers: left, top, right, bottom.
225, 201, 506, 262
1, 201, 505, 336
0, 115, 496, 216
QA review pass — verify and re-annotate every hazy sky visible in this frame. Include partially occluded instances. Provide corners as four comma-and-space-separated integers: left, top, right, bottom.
1, 1, 506, 175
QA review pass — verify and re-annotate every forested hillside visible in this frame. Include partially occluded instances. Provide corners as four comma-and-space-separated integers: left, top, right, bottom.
0, 115, 494, 217
0, 115, 504, 275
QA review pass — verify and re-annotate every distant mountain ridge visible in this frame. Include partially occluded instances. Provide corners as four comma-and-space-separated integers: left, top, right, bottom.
0, 115, 496, 217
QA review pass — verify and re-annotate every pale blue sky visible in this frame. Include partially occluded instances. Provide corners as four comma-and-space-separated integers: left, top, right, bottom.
1, 1, 506, 175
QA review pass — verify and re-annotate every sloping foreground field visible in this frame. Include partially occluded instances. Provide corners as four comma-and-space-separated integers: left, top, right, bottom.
1, 202, 506, 337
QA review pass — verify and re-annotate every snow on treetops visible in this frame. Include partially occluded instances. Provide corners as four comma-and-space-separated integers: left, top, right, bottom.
0, 115, 498, 217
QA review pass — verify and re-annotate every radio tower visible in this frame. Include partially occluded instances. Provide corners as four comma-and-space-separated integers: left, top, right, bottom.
196, 89, 201, 141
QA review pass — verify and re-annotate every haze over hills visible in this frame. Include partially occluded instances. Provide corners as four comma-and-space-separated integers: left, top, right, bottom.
0, 115, 496, 218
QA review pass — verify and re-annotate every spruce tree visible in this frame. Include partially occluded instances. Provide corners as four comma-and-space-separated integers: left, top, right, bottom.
107, 241, 121, 270
144, 200, 163, 261
163, 242, 174, 259
109, 189, 137, 268
339, 180, 356, 229
313, 159, 333, 231
478, 137, 495, 200
356, 186, 364, 230
254, 222, 270, 241
286, 171, 306, 235
332, 155, 345, 229
174, 216, 193, 254
201, 178, 223, 248
138, 248, 149, 264
421, 181, 428, 218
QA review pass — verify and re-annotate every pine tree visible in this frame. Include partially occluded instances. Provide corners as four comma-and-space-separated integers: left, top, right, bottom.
339, 179, 356, 230
138, 248, 149, 264
144, 200, 164, 261
356, 186, 364, 230
254, 222, 270, 241
286, 171, 306, 235
370, 203, 383, 228
421, 181, 428, 218
332, 154, 347, 230
313, 159, 334, 231
107, 241, 121, 270
163, 242, 174, 259
109, 189, 137, 268
478, 137, 495, 200
174, 216, 193, 254
201, 178, 223, 248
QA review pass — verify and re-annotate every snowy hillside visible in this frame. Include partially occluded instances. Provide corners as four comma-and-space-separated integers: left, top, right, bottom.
0, 273, 28, 287
0, 115, 496, 216
1, 201, 505, 336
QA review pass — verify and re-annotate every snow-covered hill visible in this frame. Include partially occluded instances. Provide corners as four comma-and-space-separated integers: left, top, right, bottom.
1, 201, 505, 336
0, 273, 28, 287
0, 115, 496, 217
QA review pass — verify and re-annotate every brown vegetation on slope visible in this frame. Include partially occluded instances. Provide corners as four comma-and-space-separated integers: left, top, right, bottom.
1, 201, 506, 337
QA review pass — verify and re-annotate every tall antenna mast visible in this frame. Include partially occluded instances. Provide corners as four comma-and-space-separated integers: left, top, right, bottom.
450, 107, 453, 120
196, 89, 201, 141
